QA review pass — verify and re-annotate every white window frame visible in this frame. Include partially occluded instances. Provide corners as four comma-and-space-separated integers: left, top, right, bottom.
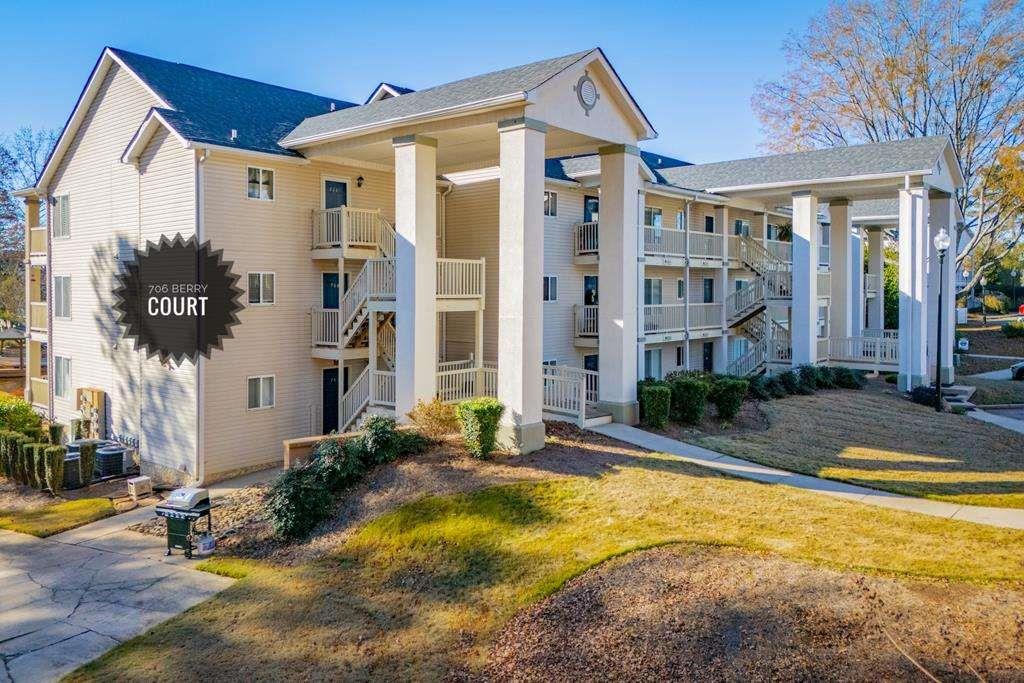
53, 195, 70, 239
246, 166, 275, 201
543, 191, 558, 217
246, 374, 276, 410
644, 277, 663, 306
54, 356, 71, 399
733, 218, 751, 237
247, 271, 276, 305
643, 348, 662, 380
321, 175, 350, 210
543, 275, 558, 302
644, 207, 663, 228
53, 275, 71, 319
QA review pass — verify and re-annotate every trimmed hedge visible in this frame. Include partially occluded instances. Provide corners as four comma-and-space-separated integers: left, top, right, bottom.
637, 378, 668, 422
1002, 320, 1024, 338
747, 375, 772, 401
669, 377, 709, 425
78, 441, 97, 486
641, 384, 671, 429
43, 446, 66, 492
47, 423, 64, 445
265, 466, 333, 539
777, 370, 801, 395
456, 397, 505, 459
709, 378, 748, 421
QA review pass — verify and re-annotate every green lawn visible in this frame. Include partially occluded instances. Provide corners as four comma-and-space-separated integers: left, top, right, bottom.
0, 498, 115, 537
693, 386, 1024, 508
72, 438, 1024, 681
969, 377, 1024, 405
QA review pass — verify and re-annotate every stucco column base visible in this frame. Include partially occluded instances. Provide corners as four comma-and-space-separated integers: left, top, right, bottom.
940, 366, 954, 385
898, 373, 929, 392
497, 421, 546, 455
598, 400, 639, 425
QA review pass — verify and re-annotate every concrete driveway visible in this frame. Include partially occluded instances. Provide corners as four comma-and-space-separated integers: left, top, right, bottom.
0, 529, 232, 682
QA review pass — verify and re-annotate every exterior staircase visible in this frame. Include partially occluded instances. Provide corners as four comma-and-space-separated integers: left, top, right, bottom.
725, 237, 794, 376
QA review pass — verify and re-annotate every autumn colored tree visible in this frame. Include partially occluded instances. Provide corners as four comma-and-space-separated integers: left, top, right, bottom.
754, 0, 1024, 295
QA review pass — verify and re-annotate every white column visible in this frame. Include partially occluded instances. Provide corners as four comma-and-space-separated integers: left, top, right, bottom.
828, 199, 852, 339
791, 191, 819, 364
850, 227, 865, 336
867, 227, 885, 330
497, 118, 546, 453
898, 185, 929, 390
598, 144, 641, 423
393, 135, 437, 419
927, 192, 956, 384
716, 205, 729, 329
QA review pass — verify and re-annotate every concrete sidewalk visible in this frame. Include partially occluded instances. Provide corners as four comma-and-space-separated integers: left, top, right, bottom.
591, 423, 1024, 531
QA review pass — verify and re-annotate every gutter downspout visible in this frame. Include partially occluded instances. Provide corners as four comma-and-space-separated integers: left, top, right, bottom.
438, 181, 453, 361
195, 148, 208, 485
682, 198, 692, 370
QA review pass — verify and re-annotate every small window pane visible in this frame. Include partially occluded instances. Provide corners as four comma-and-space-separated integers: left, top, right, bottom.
677, 279, 685, 300
261, 274, 275, 303
248, 274, 261, 303
247, 168, 261, 199
261, 377, 275, 407
261, 169, 274, 200
543, 191, 557, 217
704, 215, 714, 233
247, 378, 260, 409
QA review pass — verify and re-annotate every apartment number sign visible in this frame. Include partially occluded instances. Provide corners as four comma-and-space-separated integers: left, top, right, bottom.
113, 234, 244, 364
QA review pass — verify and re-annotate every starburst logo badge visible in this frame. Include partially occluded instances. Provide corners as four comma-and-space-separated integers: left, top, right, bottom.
113, 235, 244, 364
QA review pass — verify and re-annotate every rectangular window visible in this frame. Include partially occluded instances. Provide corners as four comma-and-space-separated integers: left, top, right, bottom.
543, 191, 557, 217
246, 167, 275, 200
583, 275, 599, 305
53, 195, 70, 238
247, 272, 276, 304
702, 278, 715, 304
766, 223, 779, 241
53, 275, 71, 318
677, 279, 685, 300
543, 275, 558, 302
643, 278, 662, 305
676, 211, 686, 231
247, 375, 275, 410
54, 356, 71, 399
676, 345, 684, 367
583, 354, 599, 372
643, 348, 662, 380
704, 215, 715, 233
733, 219, 750, 236
644, 207, 663, 228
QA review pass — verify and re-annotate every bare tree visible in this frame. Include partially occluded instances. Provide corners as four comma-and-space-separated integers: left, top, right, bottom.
753, 0, 1024, 294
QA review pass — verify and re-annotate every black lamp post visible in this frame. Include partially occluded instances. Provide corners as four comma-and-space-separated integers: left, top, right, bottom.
1013, 270, 1020, 311
980, 275, 988, 324
933, 228, 951, 412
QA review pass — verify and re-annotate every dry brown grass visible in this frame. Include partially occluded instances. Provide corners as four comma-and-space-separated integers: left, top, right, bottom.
958, 318, 1024, 357
693, 382, 1024, 508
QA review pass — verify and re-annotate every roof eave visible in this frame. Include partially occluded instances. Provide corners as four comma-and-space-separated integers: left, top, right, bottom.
281, 92, 529, 149
585, 48, 657, 141
705, 169, 934, 195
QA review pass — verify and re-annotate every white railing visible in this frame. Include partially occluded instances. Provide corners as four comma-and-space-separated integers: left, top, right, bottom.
372, 370, 396, 407
29, 302, 47, 331
311, 307, 339, 346
688, 302, 723, 329
312, 206, 392, 251
689, 232, 724, 259
863, 328, 899, 340
644, 304, 686, 334
29, 227, 46, 255
726, 278, 764, 322
819, 245, 831, 267
574, 221, 599, 256
827, 336, 899, 366
340, 366, 370, 431
574, 304, 598, 337
736, 236, 788, 275
727, 235, 742, 260
865, 273, 881, 293
541, 365, 597, 427
379, 319, 396, 365
765, 270, 793, 299
727, 337, 766, 377
817, 271, 831, 298
437, 258, 485, 299
817, 337, 831, 359
765, 239, 792, 262
340, 259, 395, 336
30, 377, 48, 406
644, 226, 686, 257
436, 366, 498, 403
438, 358, 475, 372
312, 208, 344, 249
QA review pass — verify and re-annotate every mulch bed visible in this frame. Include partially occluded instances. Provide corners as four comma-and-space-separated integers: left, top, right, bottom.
487, 544, 1024, 681
0, 476, 155, 513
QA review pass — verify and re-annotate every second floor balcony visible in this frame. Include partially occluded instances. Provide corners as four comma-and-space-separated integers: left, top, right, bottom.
29, 226, 47, 258
573, 222, 695, 265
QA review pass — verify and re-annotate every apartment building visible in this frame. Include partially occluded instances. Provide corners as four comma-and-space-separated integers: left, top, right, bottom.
17, 47, 963, 484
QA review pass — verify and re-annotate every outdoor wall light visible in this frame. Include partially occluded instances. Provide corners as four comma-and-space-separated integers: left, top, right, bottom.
356, 176, 364, 188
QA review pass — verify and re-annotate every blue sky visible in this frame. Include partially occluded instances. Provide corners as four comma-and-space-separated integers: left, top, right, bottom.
1, 0, 827, 163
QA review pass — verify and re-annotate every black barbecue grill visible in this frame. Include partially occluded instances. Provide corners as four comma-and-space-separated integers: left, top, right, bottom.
154, 487, 214, 559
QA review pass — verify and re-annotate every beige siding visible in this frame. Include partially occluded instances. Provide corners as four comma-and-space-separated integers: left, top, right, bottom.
200, 155, 395, 478
541, 187, 588, 365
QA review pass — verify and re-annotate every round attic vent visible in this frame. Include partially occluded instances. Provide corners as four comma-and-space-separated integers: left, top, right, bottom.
575, 74, 599, 115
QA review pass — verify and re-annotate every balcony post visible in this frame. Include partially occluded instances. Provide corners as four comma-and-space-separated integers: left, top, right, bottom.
23, 195, 41, 405
594, 144, 641, 423
927, 191, 956, 384
866, 227, 885, 330
496, 118, 546, 452
828, 199, 852, 339
392, 135, 438, 419
897, 184, 929, 390
715, 205, 729, 329
850, 227, 865, 336
790, 191, 819, 365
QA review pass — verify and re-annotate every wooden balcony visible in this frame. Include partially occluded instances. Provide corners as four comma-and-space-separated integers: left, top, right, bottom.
29, 227, 47, 257
29, 302, 47, 332
573, 222, 599, 264
644, 304, 687, 342
688, 232, 724, 263
30, 377, 48, 408
573, 304, 598, 348
643, 226, 686, 265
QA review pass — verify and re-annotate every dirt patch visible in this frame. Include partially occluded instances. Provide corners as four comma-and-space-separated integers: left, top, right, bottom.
959, 318, 1024, 358
488, 545, 1024, 681
0, 475, 150, 513
644, 398, 770, 441
128, 423, 635, 566
0, 477, 54, 512
957, 354, 1017, 376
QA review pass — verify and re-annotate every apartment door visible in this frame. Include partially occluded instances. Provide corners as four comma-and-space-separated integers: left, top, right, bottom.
583, 195, 599, 223
702, 341, 714, 372
322, 273, 340, 309
323, 368, 338, 434
583, 354, 599, 372
324, 179, 348, 210
583, 276, 599, 305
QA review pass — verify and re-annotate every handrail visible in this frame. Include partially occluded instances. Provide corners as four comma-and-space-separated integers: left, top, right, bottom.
688, 232, 723, 259
436, 258, 485, 299
727, 337, 767, 377
29, 302, 47, 331
340, 366, 370, 431
541, 364, 595, 427
311, 307, 339, 347
865, 273, 881, 293
379, 318, 396, 366
765, 270, 793, 299
764, 239, 792, 262
688, 302, 722, 329
573, 221, 599, 256
29, 377, 48, 407
827, 335, 899, 366
817, 271, 831, 298
643, 304, 686, 334
862, 328, 898, 339
372, 370, 396, 407
339, 259, 395, 340
574, 304, 598, 337
436, 365, 498, 403
312, 207, 395, 256
726, 278, 765, 323
643, 226, 686, 257
29, 227, 46, 255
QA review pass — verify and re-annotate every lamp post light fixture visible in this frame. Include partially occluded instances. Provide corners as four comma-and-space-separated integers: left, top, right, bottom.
933, 228, 951, 412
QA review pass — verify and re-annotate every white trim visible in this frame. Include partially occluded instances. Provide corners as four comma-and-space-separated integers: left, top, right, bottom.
191, 143, 310, 166
121, 108, 190, 164
543, 275, 558, 302
52, 274, 72, 320
320, 174, 350, 210
705, 169, 934, 194
366, 83, 409, 104
246, 374, 276, 410
246, 271, 277, 305
245, 165, 276, 201
444, 166, 501, 185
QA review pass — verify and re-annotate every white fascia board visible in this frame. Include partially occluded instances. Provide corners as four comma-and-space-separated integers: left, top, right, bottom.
705, 169, 934, 195
193, 143, 311, 166
121, 109, 190, 164
281, 92, 527, 149
642, 181, 729, 205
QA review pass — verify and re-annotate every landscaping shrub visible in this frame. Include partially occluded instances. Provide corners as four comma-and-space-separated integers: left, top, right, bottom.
910, 385, 940, 408
43, 446, 65, 492
0, 430, 16, 478
47, 423, 64, 445
668, 377, 709, 424
309, 437, 365, 493
777, 370, 801, 395
747, 375, 772, 401
765, 376, 788, 398
709, 378, 748, 422
1002, 320, 1024, 339
982, 292, 1008, 314
794, 365, 819, 394
7, 433, 29, 484
32, 443, 49, 489
78, 441, 97, 486
0, 392, 42, 435
407, 398, 459, 437
266, 466, 333, 539
456, 397, 505, 459
883, 373, 898, 384
641, 384, 672, 429
832, 367, 863, 390
637, 378, 669, 422
362, 415, 402, 466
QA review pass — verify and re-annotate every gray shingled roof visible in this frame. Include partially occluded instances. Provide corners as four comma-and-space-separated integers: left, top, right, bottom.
282, 50, 595, 145
658, 136, 950, 192
544, 150, 690, 184
851, 198, 898, 219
